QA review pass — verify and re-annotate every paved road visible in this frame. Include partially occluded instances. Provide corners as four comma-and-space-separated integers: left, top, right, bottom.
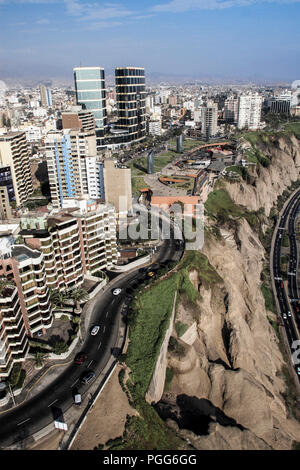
272, 189, 300, 379
0, 221, 182, 449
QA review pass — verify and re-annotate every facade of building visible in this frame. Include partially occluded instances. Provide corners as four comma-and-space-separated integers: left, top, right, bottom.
0, 285, 28, 379
40, 85, 52, 108
21, 214, 85, 292
45, 129, 97, 209
0, 132, 34, 207
269, 92, 291, 114
21, 199, 118, 283
85, 158, 105, 200
224, 96, 239, 123
0, 165, 14, 219
61, 108, 95, 132
237, 93, 262, 130
103, 160, 132, 215
72, 200, 118, 274
201, 102, 218, 139
148, 119, 162, 136
115, 67, 146, 144
0, 236, 54, 380
73, 67, 107, 149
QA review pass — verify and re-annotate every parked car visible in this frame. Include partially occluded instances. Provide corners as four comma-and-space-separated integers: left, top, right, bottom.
74, 353, 87, 365
112, 288, 122, 296
91, 326, 100, 336
81, 371, 95, 385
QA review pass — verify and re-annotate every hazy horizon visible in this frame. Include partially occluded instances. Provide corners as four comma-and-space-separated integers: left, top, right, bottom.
0, 0, 299, 84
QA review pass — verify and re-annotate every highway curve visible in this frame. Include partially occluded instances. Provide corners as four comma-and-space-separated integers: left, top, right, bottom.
0, 222, 183, 449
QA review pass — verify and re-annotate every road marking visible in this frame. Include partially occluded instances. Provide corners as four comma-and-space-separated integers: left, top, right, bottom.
71, 379, 79, 388
17, 418, 31, 426
97, 341, 102, 350
106, 312, 109, 318
87, 360, 93, 368
48, 399, 58, 407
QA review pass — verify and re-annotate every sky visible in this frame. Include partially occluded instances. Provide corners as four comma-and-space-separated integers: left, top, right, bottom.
0, 0, 299, 83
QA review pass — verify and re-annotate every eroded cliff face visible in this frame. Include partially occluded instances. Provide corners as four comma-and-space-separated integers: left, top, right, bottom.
227, 134, 300, 215
156, 133, 300, 450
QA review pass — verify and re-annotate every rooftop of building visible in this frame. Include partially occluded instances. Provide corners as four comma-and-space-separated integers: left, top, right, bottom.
151, 195, 200, 205
207, 160, 226, 172
12, 244, 41, 261
0, 131, 25, 140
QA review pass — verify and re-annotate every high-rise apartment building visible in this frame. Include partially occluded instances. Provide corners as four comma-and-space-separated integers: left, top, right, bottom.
72, 199, 118, 274
201, 102, 218, 139
237, 93, 262, 130
115, 67, 146, 144
103, 160, 132, 215
21, 199, 118, 281
45, 129, 97, 209
0, 231, 54, 380
40, 85, 52, 108
224, 95, 239, 123
0, 132, 34, 207
21, 214, 85, 292
73, 67, 107, 149
0, 166, 14, 219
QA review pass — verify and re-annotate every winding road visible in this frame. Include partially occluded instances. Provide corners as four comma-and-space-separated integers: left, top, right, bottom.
0, 220, 183, 449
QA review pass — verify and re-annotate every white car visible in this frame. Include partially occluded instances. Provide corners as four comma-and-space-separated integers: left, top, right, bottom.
297, 367, 300, 376
288, 311, 292, 317
283, 313, 287, 320
113, 288, 122, 296
91, 326, 100, 336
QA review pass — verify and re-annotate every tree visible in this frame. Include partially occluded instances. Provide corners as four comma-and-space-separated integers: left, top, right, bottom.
68, 287, 89, 314
52, 341, 68, 355
49, 289, 67, 309
33, 350, 49, 368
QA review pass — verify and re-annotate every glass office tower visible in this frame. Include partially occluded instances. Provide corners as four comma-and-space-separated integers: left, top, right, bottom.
74, 67, 107, 148
115, 67, 146, 144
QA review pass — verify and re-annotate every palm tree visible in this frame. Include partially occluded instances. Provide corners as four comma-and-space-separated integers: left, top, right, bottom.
33, 350, 49, 369
49, 289, 67, 309
68, 287, 89, 314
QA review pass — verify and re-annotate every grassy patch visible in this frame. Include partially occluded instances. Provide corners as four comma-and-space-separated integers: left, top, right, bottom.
178, 250, 223, 289
126, 273, 180, 397
261, 283, 275, 313
175, 321, 189, 338
205, 188, 263, 230
164, 367, 174, 392
109, 404, 186, 450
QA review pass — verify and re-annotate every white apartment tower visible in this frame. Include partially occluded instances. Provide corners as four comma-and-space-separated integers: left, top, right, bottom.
237, 93, 263, 130
45, 129, 99, 210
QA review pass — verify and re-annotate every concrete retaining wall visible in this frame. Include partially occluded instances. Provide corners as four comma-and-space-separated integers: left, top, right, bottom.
110, 255, 151, 273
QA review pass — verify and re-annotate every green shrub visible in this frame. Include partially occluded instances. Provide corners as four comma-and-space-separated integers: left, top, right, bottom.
52, 341, 68, 355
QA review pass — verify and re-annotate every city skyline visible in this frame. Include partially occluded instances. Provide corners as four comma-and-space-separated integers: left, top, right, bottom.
0, 0, 299, 83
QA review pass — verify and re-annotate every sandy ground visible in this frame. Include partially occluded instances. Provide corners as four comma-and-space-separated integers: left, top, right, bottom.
70, 364, 138, 450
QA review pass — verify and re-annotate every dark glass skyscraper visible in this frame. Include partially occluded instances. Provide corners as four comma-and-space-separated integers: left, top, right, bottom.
73, 67, 107, 148
115, 67, 146, 144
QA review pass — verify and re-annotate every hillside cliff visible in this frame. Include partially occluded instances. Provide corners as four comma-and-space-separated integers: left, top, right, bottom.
155, 132, 300, 450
